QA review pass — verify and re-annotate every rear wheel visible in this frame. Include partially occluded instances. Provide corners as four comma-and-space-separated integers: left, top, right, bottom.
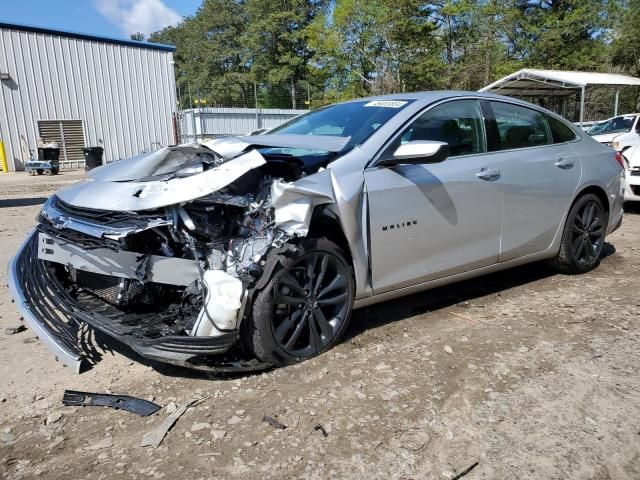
246, 238, 354, 366
552, 193, 606, 274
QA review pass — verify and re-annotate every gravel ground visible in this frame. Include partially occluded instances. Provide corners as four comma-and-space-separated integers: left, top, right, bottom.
1, 171, 639, 480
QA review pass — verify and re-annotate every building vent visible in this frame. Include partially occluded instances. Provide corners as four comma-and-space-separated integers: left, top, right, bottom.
37, 120, 86, 164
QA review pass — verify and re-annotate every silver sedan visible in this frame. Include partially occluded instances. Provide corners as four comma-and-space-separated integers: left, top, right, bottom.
8, 92, 625, 373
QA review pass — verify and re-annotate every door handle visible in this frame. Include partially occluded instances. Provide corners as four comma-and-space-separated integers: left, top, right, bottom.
554, 158, 574, 169
476, 168, 501, 180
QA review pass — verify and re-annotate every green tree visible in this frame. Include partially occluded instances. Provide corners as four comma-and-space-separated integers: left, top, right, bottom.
149, 0, 625, 110
307, 0, 442, 99
611, 0, 640, 77
610, 0, 640, 110
504, 0, 610, 71
242, 0, 326, 108
150, 0, 251, 108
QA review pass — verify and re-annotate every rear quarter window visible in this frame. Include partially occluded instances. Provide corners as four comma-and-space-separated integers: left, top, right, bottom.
546, 114, 577, 143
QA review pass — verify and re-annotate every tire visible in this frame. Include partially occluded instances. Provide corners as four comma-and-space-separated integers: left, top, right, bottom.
551, 193, 607, 274
43, 168, 52, 176
245, 237, 355, 366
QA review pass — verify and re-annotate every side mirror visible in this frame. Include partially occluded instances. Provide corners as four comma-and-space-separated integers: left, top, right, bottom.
381, 140, 450, 166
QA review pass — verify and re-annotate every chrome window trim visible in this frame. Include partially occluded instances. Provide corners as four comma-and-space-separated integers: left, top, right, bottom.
368, 95, 583, 170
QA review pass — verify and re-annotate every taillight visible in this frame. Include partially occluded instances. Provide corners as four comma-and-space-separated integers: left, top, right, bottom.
614, 151, 625, 170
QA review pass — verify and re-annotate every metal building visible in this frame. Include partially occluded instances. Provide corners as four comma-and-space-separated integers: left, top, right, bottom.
0, 22, 177, 171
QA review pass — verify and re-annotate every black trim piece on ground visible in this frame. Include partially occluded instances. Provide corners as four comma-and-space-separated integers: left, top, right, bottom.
62, 390, 161, 417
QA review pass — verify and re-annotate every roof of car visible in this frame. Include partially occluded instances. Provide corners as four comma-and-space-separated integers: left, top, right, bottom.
344, 90, 535, 104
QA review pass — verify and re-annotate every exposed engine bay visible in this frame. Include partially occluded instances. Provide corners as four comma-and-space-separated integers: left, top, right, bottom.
25, 136, 346, 370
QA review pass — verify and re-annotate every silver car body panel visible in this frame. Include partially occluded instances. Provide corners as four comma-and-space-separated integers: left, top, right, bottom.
364, 155, 503, 294
495, 141, 582, 262
271, 169, 337, 236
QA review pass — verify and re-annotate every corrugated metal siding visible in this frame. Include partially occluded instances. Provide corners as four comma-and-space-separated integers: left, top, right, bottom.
179, 107, 307, 142
0, 26, 176, 171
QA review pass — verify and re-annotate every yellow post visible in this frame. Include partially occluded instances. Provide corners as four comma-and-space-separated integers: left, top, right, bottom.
0, 141, 8, 173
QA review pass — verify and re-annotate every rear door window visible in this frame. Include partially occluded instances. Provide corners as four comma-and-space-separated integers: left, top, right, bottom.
490, 102, 551, 150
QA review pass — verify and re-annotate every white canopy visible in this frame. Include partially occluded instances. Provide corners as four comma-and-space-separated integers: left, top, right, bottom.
480, 69, 640, 124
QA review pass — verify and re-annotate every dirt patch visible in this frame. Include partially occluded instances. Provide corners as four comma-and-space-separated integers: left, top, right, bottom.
1, 171, 639, 479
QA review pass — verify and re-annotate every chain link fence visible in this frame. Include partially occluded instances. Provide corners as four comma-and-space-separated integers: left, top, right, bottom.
176, 80, 315, 111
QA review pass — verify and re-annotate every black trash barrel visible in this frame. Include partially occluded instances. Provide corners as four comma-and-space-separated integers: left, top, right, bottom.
82, 147, 104, 170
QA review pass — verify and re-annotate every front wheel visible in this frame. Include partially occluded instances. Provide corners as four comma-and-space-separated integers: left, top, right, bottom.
245, 238, 354, 366
551, 193, 607, 274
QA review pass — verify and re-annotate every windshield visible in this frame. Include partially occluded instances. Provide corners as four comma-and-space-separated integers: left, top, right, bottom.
587, 115, 636, 135
269, 99, 414, 152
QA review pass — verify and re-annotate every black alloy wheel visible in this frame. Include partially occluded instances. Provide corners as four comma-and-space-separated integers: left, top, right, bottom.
271, 251, 350, 357
570, 199, 605, 266
552, 193, 607, 274
246, 237, 354, 365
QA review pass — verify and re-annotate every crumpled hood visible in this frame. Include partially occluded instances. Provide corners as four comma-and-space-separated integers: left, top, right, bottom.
56, 134, 349, 212
57, 149, 267, 211
203, 133, 350, 159
591, 133, 622, 143
87, 134, 349, 183
87, 144, 213, 182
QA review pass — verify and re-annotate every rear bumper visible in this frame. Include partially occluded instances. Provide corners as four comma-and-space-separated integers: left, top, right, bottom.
7, 230, 239, 373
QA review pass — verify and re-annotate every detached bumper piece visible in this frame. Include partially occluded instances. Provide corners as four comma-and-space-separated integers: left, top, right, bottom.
8, 230, 86, 372
8, 231, 244, 372
62, 390, 161, 417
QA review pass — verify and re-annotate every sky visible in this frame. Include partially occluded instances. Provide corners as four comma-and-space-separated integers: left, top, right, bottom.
2, 0, 201, 39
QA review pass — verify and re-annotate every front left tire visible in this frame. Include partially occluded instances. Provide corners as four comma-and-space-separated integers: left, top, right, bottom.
245, 237, 354, 366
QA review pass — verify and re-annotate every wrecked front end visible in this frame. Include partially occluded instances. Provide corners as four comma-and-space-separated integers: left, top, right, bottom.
8, 138, 344, 373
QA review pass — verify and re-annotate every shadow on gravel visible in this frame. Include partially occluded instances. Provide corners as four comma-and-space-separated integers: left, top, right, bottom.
624, 202, 640, 215
348, 242, 616, 341
347, 261, 556, 341
82, 242, 618, 380
0, 197, 48, 208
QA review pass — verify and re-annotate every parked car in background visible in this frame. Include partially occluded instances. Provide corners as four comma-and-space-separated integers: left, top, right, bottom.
587, 113, 640, 152
575, 120, 604, 131
8, 92, 625, 373
621, 144, 640, 202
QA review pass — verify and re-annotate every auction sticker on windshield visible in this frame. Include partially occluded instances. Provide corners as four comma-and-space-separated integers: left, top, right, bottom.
364, 100, 408, 108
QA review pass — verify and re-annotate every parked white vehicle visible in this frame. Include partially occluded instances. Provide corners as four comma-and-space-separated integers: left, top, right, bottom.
621, 145, 640, 201
587, 114, 640, 152
575, 120, 603, 131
